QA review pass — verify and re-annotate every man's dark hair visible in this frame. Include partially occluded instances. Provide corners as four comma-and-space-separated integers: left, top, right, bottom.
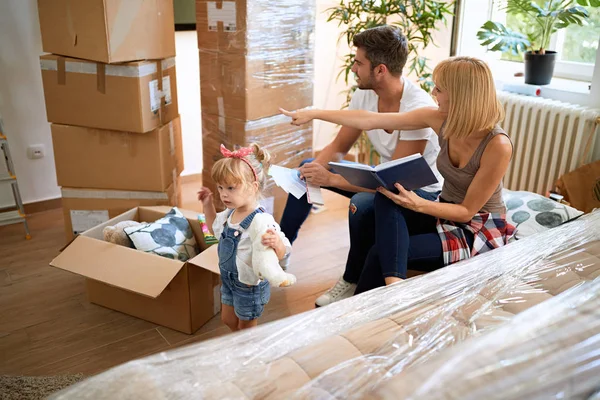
352, 25, 408, 76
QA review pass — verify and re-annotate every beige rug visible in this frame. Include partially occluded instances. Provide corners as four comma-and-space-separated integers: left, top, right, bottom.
0, 374, 85, 399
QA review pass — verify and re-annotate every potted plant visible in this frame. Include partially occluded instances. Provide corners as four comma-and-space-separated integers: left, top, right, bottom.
477, 0, 600, 85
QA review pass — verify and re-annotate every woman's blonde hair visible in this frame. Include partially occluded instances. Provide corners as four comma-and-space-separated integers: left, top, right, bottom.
433, 56, 504, 139
211, 143, 272, 195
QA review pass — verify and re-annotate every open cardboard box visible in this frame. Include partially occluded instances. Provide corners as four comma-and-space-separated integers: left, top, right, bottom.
50, 206, 221, 334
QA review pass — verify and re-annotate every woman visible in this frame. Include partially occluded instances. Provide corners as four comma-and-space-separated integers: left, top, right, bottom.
281, 56, 515, 296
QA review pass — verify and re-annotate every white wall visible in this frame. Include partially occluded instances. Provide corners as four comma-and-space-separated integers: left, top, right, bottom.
312, 0, 356, 150
175, 31, 202, 176
0, 0, 59, 207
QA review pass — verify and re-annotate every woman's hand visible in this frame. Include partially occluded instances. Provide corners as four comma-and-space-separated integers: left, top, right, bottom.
280, 108, 317, 126
197, 187, 214, 206
377, 183, 424, 212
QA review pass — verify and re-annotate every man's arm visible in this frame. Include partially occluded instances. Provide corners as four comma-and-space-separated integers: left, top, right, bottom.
391, 139, 427, 160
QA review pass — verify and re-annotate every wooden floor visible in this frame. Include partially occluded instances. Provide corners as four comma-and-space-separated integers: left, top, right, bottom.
0, 181, 351, 377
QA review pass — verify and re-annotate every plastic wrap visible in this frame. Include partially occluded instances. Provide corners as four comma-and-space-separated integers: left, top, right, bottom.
52, 210, 600, 399
202, 113, 313, 170
197, 0, 315, 121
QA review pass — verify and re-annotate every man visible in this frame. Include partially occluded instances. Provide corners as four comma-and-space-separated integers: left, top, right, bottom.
280, 26, 443, 305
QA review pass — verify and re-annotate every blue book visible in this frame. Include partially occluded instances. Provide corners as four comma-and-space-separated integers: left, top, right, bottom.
329, 154, 438, 191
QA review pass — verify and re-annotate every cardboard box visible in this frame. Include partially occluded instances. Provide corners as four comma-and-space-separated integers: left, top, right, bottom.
195, 0, 314, 54
61, 184, 180, 242
52, 117, 184, 192
37, 0, 176, 63
199, 49, 313, 121
51, 206, 221, 334
201, 112, 312, 169
41, 55, 178, 133
196, 0, 314, 120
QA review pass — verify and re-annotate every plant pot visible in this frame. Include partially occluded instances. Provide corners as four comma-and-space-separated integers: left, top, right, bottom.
524, 51, 557, 85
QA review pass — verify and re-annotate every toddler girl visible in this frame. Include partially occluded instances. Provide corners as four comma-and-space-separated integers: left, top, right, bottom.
198, 143, 294, 331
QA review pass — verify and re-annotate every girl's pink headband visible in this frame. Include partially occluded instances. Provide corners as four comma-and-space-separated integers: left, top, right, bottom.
220, 144, 258, 182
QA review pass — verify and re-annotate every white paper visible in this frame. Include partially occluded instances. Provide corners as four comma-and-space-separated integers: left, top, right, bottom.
269, 165, 307, 200
149, 76, 172, 112
162, 76, 172, 105
70, 210, 109, 235
207, 1, 236, 32
306, 183, 324, 206
149, 80, 160, 112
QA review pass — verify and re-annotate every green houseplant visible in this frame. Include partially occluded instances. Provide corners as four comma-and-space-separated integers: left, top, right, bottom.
327, 0, 454, 162
477, 0, 600, 85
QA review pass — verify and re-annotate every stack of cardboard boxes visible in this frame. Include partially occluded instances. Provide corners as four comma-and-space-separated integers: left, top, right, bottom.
37, 0, 183, 241
196, 0, 316, 220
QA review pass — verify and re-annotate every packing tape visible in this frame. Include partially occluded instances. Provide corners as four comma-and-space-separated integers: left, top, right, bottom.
217, 97, 225, 132
157, 60, 165, 125
62, 188, 169, 200
57, 56, 66, 85
169, 122, 175, 156
96, 63, 106, 94
41, 57, 176, 78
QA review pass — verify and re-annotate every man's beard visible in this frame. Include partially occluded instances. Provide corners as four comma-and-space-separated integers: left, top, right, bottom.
356, 71, 375, 90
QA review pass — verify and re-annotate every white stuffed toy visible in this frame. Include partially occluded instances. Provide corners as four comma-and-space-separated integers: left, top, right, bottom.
248, 213, 296, 287
103, 220, 144, 247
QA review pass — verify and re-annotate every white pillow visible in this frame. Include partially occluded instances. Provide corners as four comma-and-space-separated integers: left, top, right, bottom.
503, 189, 583, 239
124, 207, 199, 261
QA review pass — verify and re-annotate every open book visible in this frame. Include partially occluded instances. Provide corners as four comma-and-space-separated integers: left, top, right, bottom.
328, 153, 438, 191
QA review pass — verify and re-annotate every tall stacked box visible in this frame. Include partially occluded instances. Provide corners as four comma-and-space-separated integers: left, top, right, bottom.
196, 0, 315, 220
36, 0, 183, 240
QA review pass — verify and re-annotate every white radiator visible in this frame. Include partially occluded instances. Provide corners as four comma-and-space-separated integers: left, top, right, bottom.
498, 91, 599, 195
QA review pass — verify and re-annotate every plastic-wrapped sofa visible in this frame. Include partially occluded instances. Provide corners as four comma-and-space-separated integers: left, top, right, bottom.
52, 211, 600, 399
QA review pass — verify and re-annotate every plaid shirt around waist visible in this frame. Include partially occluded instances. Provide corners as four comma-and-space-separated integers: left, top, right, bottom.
437, 213, 516, 265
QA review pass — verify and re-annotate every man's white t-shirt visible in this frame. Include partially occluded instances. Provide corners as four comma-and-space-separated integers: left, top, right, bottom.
348, 78, 443, 193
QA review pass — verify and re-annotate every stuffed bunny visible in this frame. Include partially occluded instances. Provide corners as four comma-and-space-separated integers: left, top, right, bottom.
103, 220, 144, 247
248, 213, 296, 287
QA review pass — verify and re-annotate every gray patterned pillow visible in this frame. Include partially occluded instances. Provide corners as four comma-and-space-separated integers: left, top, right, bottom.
503, 189, 583, 239
124, 207, 199, 261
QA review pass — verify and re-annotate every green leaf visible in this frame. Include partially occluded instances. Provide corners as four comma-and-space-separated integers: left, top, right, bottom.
477, 20, 531, 54
576, 0, 600, 7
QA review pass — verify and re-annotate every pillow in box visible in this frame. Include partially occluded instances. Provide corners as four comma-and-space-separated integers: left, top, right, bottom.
502, 189, 584, 239
124, 207, 199, 261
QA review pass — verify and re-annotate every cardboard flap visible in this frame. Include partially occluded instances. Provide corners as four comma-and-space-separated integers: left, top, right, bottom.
188, 245, 220, 275
50, 236, 184, 298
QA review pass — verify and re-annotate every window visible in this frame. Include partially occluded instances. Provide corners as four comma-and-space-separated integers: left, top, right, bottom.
454, 0, 600, 106
497, 1, 600, 81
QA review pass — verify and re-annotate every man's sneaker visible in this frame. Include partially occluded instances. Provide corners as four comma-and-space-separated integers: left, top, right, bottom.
315, 278, 357, 307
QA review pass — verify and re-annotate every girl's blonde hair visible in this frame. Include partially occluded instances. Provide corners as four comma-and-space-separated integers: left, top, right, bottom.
211, 143, 272, 194
433, 56, 505, 139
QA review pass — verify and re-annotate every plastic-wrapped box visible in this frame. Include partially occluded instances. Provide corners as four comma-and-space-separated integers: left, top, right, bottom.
196, 0, 315, 120
201, 113, 312, 170
51, 210, 600, 399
